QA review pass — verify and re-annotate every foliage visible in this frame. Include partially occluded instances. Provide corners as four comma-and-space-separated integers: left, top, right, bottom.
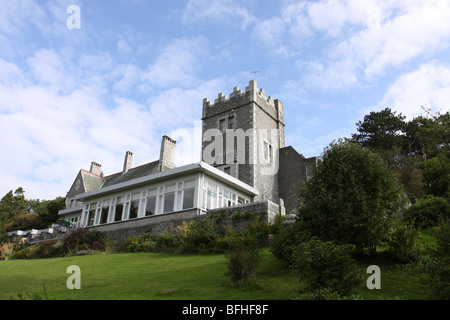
352, 108, 449, 199
421, 152, 450, 198
297, 139, 404, 254
223, 226, 262, 288
386, 218, 421, 264
352, 108, 407, 152
423, 222, 450, 299
176, 217, 222, 254
291, 238, 363, 297
270, 221, 311, 265
35, 197, 66, 229
0, 242, 15, 259
63, 228, 88, 253
62, 228, 108, 254
0, 188, 28, 224
403, 195, 450, 229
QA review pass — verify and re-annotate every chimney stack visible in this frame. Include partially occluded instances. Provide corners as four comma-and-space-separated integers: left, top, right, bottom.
90, 161, 103, 176
123, 151, 133, 173
160, 135, 176, 171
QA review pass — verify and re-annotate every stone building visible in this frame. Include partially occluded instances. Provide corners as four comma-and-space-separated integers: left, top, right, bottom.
52, 80, 316, 242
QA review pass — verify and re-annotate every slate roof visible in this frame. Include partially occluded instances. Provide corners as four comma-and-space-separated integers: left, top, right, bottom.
101, 160, 161, 188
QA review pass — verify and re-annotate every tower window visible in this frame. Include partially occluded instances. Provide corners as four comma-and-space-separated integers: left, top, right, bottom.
219, 119, 226, 132
264, 141, 273, 164
228, 116, 234, 129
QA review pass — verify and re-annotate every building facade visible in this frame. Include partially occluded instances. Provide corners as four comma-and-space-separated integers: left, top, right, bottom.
21, 80, 315, 242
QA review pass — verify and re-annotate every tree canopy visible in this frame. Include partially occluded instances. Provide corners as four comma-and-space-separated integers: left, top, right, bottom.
297, 139, 404, 254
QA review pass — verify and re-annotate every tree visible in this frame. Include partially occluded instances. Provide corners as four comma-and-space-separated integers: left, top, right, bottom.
0, 188, 28, 223
297, 139, 404, 255
421, 152, 450, 198
36, 197, 66, 228
352, 108, 407, 152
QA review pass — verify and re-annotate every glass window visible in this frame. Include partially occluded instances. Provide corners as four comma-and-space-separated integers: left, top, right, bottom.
145, 196, 156, 216
183, 188, 195, 209
115, 200, 124, 222
228, 116, 234, 129
219, 119, 225, 132
129, 200, 139, 219
100, 206, 109, 224
88, 203, 96, 226
163, 192, 175, 213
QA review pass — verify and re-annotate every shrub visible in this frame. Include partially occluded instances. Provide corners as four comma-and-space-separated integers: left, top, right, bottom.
154, 231, 178, 252
0, 242, 14, 260
223, 226, 262, 287
270, 221, 311, 265
124, 231, 156, 253
64, 228, 88, 253
176, 217, 221, 254
12, 247, 31, 259
424, 221, 450, 299
387, 219, 421, 263
28, 240, 66, 259
291, 238, 362, 296
403, 196, 450, 229
81, 230, 105, 249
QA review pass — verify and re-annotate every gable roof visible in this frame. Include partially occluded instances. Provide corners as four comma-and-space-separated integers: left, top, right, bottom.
101, 160, 160, 188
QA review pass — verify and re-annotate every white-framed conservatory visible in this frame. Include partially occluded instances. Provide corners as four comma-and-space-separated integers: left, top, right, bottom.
71, 162, 258, 228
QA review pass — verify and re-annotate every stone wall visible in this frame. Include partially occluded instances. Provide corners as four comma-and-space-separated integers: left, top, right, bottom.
26, 200, 284, 246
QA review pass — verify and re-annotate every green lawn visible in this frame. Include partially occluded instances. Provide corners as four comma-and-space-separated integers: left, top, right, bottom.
0, 250, 298, 300
0, 230, 437, 300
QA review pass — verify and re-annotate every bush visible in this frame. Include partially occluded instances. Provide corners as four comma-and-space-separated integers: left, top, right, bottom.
64, 228, 88, 253
387, 219, 421, 263
81, 230, 105, 249
27, 241, 66, 259
403, 196, 450, 229
424, 221, 450, 299
223, 227, 262, 287
291, 238, 362, 297
176, 217, 221, 254
124, 231, 157, 253
0, 242, 14, 260
270, 221, 311, 265
63, 228, 107, 253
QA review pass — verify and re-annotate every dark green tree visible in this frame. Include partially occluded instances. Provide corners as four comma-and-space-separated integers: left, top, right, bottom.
36, 197, 66, 228
297, 139, 404, 255
0, 188, 28, 223
352, 108, 407, 152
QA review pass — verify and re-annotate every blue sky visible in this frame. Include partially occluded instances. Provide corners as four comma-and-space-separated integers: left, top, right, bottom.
1, 0, 450, 200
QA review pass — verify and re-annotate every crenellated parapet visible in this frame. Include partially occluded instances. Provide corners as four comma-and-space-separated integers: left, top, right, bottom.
202, 80, 284, 124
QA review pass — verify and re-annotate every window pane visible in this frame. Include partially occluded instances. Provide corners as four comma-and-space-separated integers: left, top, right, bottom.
129, 200, 139, 219
101, 207, 109, 224
207, 191, 217, 209
146, 196, 156, 216
164, 192, 175, 213
88, 209, 95, 226
115, 204, 123, 221
183, 188, 195, 209
228, 116, 234, 129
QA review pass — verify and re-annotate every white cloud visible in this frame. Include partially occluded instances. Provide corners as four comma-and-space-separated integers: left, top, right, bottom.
183, 0, 255, 30
142, 37, 208, 88
254, 0, 450, 90
378, 61, 450, 119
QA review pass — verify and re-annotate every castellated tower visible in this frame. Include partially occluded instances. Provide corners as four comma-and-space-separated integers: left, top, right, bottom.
201, 80, 285, 204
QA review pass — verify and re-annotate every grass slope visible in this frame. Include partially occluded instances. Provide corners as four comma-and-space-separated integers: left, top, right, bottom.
0, 250, 298, 300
